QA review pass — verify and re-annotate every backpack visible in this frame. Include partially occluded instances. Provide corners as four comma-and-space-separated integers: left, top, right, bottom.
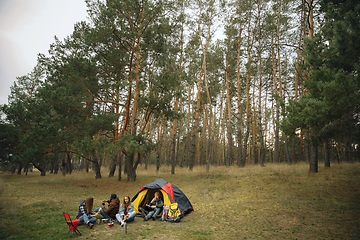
161, 203, 181, 222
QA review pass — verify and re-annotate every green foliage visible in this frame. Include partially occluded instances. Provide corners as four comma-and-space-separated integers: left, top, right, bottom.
0, 120, 20, 169
1, 0, 183, 177
282, 0, 360, 142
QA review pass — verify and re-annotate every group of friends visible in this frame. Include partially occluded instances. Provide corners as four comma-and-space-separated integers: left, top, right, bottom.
76, 192, 164, 229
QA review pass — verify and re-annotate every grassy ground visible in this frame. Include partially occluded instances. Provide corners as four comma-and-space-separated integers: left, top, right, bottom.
0, 162, 359, 240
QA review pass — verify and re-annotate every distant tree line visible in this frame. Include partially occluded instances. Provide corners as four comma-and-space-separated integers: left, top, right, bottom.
0, 0, 359, 180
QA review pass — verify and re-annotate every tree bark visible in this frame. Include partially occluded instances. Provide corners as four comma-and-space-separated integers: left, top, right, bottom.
257, 0, 264, 166
92, 157, 102, 179
17, 162, 22, 175
252, 82, 258, 165
225, 51, 233, 167
324, 140, 330, 168
156, 115, 164, 172
191, 0, 214, 170
66, 152, 72, 174
236, 10, 243, 167
118, 154, 122, 181
126, 153, 136, 182
285, 137, 290, 164
108, 155, 117, 177
291, 136, 295, 164
272, 31, 280, 163
309, 135, 318, 173
242, 8, 255, 167
62, 156, 66, 176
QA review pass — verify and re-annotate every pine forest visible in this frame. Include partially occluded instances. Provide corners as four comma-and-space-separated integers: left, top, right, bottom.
1, 0, 359, 181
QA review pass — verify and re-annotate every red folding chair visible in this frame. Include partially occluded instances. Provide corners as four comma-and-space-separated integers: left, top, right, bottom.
63, 212, 81, 236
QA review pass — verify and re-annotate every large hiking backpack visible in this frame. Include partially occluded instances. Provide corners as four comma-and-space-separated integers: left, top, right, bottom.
162, 203, 181, 222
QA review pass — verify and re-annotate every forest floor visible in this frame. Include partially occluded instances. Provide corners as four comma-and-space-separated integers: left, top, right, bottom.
0, 162, 359, 239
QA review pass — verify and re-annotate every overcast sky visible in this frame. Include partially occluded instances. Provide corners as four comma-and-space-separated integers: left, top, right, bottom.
0, 0, 88, 106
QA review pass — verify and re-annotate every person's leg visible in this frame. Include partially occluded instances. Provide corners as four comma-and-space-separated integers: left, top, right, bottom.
99, 208, 111, 219
126, 211, 137, 222
92, 207, 101, 215
115, 213, 122, 223
79, 214, 94, 228
78, 214, 89, 223
139, 207, 149, 215
145, 210, 155, 220
89, 216, 97, 224
151, 208, 162, 220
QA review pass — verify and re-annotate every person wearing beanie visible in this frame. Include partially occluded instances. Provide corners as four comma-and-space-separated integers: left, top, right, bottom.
93, 193, 120, 220
139, 191, 164, 221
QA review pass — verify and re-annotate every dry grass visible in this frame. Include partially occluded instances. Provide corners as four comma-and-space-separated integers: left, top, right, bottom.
1, 162, 360, 239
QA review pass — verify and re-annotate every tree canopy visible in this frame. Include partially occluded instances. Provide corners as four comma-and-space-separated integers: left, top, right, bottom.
1, 0, 359, 178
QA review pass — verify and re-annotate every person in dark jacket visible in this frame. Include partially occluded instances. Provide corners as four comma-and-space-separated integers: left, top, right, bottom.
93, 193, 120, 220
139, 192, 164, 221
76, 196, 97, 229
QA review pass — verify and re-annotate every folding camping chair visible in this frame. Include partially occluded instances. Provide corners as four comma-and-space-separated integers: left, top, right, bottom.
63, 212, 81, 236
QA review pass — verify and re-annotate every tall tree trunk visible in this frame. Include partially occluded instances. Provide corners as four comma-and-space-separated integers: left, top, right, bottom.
258, 114, 265, 167
156, 141, 162, 172
118, 154, 122, 181
304, 129, 311, 163
92, 155, 102, 179
66, 152, 72, 174
171, 131, 177, 174
276, 2, 283, 164
295, 5, 305, 100
324, 140, 330, 168
54, 155, 59, 174
236, 19, 243, 167
170, 25, 184, 174
300, 129, 305, 162
217, 88, 226, 166
191, 0, 214, 170
306, 0, 317, 173
156, 115, 164, 172
257, 0, 264, 166
291, 137, 295, 164
200, 106, 206, 165
108, 155, 117, 177
126, 153, 136, 182
291, 6, 304, 164
309, 131, 318, 173
225, 51, 233, 167
17, 162, 22, 175
206, 108, 213, 172
252, 79, 258, 165
33, 160, 46, 176
264, 89, 269, 163
285, 137, 290, 164
272, 31, 280, 163
204, 67, 214, 171
242, 8, 254, 167
190, 126, 196, 171
184, 84, 192, 168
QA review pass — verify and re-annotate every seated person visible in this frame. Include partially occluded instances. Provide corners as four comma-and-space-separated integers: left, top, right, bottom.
93, 193, 120, 220
139, 192, 164, 221
76, 196, 97, 229
116, 195, 136, 226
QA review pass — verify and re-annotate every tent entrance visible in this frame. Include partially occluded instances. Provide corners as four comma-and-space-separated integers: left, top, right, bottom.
133, 188, 172, 214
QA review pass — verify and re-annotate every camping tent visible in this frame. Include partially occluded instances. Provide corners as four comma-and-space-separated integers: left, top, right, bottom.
131, 179, 194, 215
